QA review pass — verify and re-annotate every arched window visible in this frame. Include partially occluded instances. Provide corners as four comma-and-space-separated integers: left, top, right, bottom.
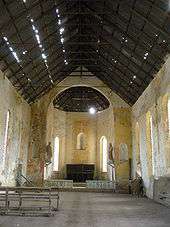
100, 136, 108, 172
150, 114, 155, 175
44, 165, 47, 180
76, 132, 85, 150
146, 111, 154, 176
2, 110, 10, 169
135, 122, 140, 164
53, 136, 59, 171
135, 122, 141, 177
168, 98, 170, 134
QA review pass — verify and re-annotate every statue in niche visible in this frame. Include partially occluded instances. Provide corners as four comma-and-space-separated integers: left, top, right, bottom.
108, 143, 114, 163
136, 161, 142, 177
15, 162, 22, 187
76, 132, 86, 150
45, 142, 52, 165
107, 143, 116, 185
119, 143, 128, 162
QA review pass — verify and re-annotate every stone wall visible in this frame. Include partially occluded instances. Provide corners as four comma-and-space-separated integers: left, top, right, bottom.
0, 71, 31, 186
26, 102, 47, 185
132, 56, 170, 198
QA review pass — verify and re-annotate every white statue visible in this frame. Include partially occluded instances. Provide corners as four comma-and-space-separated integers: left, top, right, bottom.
107, 143, 115, 184
45, 142, 52, 165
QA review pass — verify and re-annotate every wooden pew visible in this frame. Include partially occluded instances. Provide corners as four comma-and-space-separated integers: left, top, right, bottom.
0, 186, 59, 216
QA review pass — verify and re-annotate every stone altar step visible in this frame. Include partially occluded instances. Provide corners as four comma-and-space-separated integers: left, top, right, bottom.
44, 179, 129, 194
73, 182, 86, 188
57, 187, 128, 193
57, 187, 114, 193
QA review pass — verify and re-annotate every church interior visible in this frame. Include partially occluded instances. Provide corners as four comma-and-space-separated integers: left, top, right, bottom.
0, 0, 170, 226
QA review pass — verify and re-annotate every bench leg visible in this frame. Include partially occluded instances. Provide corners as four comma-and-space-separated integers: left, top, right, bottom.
5, 189, 9, 215
49, 190, 52, 216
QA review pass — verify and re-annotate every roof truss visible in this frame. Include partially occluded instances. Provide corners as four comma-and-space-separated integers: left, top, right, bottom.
0, 0, 169, 105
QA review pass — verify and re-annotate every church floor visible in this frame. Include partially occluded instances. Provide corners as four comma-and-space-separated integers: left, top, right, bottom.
0, 192, 169, 227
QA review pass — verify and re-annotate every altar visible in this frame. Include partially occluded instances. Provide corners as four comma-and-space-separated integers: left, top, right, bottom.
66, 164, 95, 182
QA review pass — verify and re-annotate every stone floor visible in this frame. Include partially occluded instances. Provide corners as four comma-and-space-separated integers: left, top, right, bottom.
0, 192, 170, 227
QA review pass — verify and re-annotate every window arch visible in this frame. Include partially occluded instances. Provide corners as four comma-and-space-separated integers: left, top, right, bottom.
135, 122, 142, 177
76, 132, 86, 150
53, 136, 59, 171
100, 136, 108, 172
146, 111, 154, 176
135, 122, 140, 164
168, 97, 170, 134
2, 110, 10, 169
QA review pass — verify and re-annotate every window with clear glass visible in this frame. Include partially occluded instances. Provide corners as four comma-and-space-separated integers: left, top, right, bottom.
53, 136, 59, 171
2, 110, 10, 169
100, 136, 108, 172
168, 98, 170, 134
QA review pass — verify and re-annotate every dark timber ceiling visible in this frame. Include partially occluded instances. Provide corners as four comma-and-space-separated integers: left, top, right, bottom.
53, 86, 110, 112
0, 0, 170, 105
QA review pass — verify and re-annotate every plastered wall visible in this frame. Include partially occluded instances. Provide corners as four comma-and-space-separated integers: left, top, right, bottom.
113, 108, 132, 181
0, 71, 31, 186
132, 55, 170, 198
65, 112, 97, 165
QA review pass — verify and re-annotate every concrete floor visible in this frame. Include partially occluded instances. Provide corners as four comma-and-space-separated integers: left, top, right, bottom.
0, 192, 169, 227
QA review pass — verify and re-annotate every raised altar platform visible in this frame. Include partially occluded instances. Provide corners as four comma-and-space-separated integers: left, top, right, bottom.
44, 179, 73, 188
86, 180, 115, 190
44, 179, 116, 192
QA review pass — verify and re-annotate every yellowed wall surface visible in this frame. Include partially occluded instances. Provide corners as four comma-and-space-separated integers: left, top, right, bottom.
113, 108, 132, 181
0, 71, 31, 186
132, 55, 170, 198
65, 113, 97, 165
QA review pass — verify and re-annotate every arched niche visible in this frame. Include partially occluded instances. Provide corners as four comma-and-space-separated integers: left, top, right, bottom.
119, 143, 128, 162
76, 132, 86, 150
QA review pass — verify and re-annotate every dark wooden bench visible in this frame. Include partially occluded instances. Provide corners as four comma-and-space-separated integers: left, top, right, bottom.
159, 192, 170, 207
130, 177, 144, 197
0, 187, 60, 216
